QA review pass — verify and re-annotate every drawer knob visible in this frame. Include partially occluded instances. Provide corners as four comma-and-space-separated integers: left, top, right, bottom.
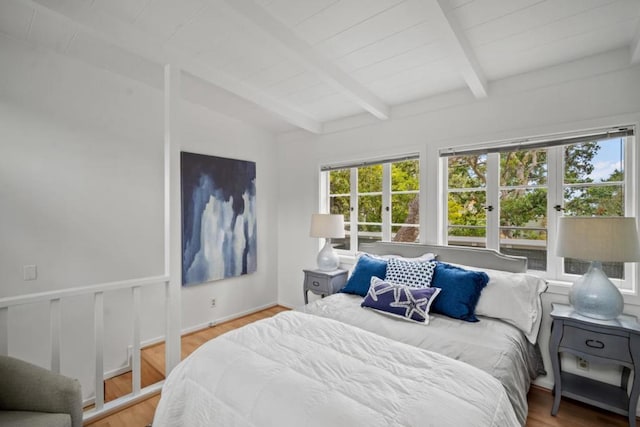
312, 281, 320, 287
585, 339, 605, 349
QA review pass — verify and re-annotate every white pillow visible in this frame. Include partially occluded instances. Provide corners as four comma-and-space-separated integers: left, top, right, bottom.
450, 263, 547, 344
356, 251, 436, 262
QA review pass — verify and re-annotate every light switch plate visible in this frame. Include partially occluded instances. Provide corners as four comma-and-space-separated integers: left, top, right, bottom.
23, 265, 37, 281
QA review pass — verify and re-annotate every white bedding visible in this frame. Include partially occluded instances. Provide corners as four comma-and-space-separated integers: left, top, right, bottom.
154, 310, 519, 427
301, 293, 544, 425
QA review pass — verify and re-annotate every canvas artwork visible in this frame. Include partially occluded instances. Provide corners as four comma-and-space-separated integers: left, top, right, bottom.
181, 152, 257, 286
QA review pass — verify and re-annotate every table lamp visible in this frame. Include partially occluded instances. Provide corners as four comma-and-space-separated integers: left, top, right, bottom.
555, 216, 640, 320
310, 214, 345, 271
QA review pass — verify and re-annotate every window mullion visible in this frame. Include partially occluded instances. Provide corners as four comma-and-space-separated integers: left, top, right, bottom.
624, 136, 636, 293
547, 146, 563, 279
439, 157, 448, 244
319, 171, 329, 213
350, 167, 358, 252
382, 163, 391, 241
486, 153, 500, 250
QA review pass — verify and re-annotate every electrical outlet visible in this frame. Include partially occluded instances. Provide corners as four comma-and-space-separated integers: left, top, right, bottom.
577, 357, 589, 371
210, 298, 216, 308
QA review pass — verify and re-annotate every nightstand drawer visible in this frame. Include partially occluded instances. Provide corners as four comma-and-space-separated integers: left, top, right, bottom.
303, 269, 348, 304
561, 325, 631, 363
306, 273, 333, 293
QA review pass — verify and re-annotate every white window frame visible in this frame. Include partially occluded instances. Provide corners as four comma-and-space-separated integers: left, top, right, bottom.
442, 130, 636, 293
322, 154, 420, 254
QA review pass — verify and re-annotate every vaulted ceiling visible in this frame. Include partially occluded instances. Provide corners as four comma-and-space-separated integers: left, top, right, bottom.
1, 0, 639, 134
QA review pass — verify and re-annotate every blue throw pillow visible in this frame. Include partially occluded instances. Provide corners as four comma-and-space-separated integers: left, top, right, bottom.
362, 277, 440, 324
340, 254, 388, 297
430, 262, 489, 322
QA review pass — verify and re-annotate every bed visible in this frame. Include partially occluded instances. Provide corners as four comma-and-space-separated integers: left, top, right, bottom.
301, 242, 548, 425
153, 242, 547, 427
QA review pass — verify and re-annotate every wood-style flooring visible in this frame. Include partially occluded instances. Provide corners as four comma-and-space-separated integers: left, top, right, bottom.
86, 306, 632, 427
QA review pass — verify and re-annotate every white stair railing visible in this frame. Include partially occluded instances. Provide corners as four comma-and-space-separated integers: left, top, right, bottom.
0, 275, 171, 423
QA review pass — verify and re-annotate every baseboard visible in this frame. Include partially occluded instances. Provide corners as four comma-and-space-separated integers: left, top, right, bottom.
533, 377, 553, 391
104, 364, 133, 381
180, 301, 280, 336
101, 301, 281, 385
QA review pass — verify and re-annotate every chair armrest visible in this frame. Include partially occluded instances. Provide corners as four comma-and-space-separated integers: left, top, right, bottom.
0, 355, 82, 427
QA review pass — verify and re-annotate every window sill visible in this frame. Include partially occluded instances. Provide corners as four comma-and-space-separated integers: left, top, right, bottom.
544, 279, 640, 306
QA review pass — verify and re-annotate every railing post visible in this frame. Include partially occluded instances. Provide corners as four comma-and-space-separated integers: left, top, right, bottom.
164, 63, 182, 376
0, 307, 8, 356
132, 286, 141, 395
165, 280, 172, 376
0, 276, 169, 422
50, 298, 61, 373
94, 291, 104, 410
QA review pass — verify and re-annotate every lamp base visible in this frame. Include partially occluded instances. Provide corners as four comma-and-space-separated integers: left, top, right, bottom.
317, 238, 339, 271
569, 261, 623, 320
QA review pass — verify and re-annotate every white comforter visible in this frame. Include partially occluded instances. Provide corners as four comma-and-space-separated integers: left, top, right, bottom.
301, 293, 544, 425
154, 311, 519, 426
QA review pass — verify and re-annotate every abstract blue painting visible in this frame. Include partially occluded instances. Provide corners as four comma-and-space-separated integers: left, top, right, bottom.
181, 152, 257, 285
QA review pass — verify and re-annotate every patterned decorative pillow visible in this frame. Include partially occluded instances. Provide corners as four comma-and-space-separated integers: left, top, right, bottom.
361, 277, 440, 324
384, 257, 437, 288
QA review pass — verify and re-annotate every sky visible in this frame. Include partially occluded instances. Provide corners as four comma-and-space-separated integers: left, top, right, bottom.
589, 137, 624, 181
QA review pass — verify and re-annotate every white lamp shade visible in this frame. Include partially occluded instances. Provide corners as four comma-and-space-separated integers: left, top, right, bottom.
555, 217, 640, 262
310, 214, 345, 239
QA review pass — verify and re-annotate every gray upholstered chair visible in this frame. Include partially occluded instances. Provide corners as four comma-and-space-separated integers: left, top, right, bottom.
0, 355, 82, 427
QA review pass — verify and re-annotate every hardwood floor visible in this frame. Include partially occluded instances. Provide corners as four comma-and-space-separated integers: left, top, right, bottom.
87, 305, 289, 427
87, 306, 633, 427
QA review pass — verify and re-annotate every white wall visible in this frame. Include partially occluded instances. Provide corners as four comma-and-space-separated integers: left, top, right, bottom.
0, 34, 279, 398
178, 97, 280, 333
276, 47, 640, 396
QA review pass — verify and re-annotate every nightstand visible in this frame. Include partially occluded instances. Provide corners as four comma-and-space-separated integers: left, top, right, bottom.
303, 269, 348, 304
549, 303, 640, 427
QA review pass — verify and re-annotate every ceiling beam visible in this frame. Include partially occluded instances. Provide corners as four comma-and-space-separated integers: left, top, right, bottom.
28, 0, 323, 133
221, 0, 390, 120
433, 0, 488, 98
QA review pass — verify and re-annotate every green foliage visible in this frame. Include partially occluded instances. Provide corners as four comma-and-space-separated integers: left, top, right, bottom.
447, 155, 487, 237
564, 143, 598, 184
329, 142, 622, 245
564, 169, 624, 216
329, 161, 420, 238
358, 164, 382, 193
448, 155, 486, 188
392, 160, 419, 191
447, 141, 621, 241
447, 191, 486, 237
563, 142, 623, 216
329, 169, 350, 194
500, 150, 547, 186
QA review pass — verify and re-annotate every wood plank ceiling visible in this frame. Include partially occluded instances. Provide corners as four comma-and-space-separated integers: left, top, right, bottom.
1, 0, 639, 133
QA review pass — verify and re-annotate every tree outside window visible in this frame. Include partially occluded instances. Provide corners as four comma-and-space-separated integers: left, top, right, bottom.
446, 137, 626, 279
327, 159, 420, 251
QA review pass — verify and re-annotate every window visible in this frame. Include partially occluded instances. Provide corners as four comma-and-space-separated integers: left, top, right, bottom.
324, 156, 420, 252
447, 154, 487, 247
562, 138, 626, 280
442, 127, 635, 289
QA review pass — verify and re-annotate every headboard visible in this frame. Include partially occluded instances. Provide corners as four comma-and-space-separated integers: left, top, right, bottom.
359, 242, 527, 273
